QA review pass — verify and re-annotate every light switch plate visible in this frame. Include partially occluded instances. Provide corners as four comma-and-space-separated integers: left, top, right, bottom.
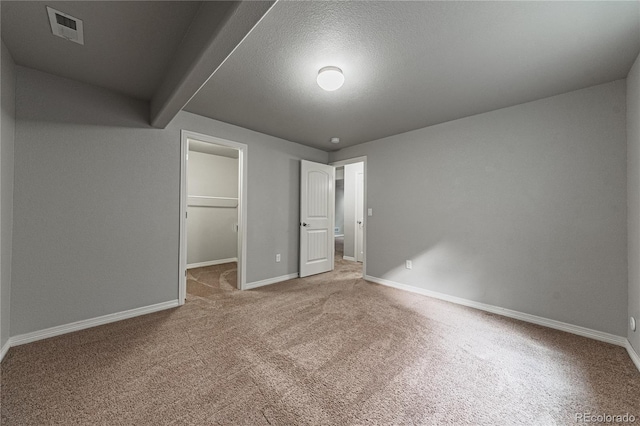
368, 208, 373, 217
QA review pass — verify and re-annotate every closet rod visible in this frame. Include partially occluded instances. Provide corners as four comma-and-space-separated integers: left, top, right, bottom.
188, 195, 238, 200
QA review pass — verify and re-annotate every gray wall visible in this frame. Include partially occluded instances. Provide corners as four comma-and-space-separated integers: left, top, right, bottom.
11, 66, 327, 336
1, 41, 16, 349
12, 67, 179, 336
331, 80, 628, 336
628, 52, 640, 353
187, 151, 238, 265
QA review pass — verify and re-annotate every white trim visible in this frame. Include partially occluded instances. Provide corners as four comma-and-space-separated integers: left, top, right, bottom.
179, 133, 188, 304
0, 340, 10, 363
365, 275, 627, 347
187, 258, 237, 269
626, 341, 640, 372
330, 156, 367, 167
238, 144, 249, 290
334, 234, 344, 237
245, 273, 299, 290
9, 300, 180, 347
180, 131, 248, 294
343, 256, 356, 262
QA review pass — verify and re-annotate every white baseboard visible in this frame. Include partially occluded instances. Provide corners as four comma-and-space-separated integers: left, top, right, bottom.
187, 258, 237, 269
0, 339, 10, 363
343, 256, 356, 262
244, 273, 299, 290
334, 234, 344, 237
365, 275, 627, 347
626, 341, 640, 372
8, 300, 180, 348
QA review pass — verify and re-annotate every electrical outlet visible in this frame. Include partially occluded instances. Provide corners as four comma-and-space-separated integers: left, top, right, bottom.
405, 260, 412, 270
276, 254, 281, 263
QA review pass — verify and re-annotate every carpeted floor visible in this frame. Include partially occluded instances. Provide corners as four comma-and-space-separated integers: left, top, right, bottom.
335, 235, 345, 259
1, 249, 639, 425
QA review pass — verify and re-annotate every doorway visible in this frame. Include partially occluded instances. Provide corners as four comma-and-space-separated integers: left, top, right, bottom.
335, 169, 345, 259
179, 130, 248, 303
331, 157, 367, 277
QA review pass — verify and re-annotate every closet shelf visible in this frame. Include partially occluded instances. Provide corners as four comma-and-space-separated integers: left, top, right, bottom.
188, 195, 238, 208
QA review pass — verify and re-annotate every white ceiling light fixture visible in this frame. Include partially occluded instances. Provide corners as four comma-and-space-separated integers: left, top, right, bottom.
330, 137, 340, 144
317, 66, 344, 91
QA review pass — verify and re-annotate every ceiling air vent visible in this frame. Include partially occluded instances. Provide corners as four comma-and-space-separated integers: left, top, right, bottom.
46, 6, 84, 45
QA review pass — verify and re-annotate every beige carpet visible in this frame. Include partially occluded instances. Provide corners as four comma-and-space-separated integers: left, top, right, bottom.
335, 235, 345, 258
2, 252, 639, 425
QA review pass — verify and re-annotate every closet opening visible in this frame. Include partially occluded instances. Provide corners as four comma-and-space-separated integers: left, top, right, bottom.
179, 131, 248, 303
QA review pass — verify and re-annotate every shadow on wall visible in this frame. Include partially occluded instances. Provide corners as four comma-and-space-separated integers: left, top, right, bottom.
379, 239, 486, 299
17, 67, 152, 129
374, 233, 625, 336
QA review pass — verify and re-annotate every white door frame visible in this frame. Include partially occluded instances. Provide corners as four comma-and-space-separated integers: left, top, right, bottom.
355, 171, 364, 262
179, 130, 249, 303
330, 156, 367, 277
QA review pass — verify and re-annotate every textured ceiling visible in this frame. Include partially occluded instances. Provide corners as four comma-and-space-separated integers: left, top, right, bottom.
1, 1, 203, 100
185, 1, 640, 151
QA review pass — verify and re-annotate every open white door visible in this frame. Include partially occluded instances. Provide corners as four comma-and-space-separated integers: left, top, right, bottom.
300, 160, 335, 277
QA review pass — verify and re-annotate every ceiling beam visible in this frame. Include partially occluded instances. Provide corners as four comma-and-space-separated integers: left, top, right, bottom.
150, 1, 276, 128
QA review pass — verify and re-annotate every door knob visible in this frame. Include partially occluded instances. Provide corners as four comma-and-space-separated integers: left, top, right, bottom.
301, 222, 310, 227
